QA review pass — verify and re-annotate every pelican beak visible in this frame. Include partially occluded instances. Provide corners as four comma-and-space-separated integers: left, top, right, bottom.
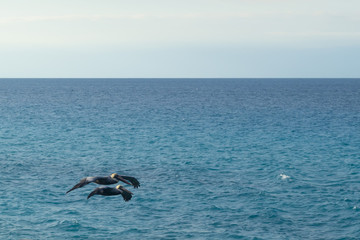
115, 175, 132, 186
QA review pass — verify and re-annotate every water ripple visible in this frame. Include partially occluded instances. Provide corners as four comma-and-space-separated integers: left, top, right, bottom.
1, 79, 360, 239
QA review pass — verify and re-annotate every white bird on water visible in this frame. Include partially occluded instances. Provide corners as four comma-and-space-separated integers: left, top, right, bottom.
279, 174, 290, 180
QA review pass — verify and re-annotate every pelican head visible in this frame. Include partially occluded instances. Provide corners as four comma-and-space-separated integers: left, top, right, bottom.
116, 184, 133, 194
111, 173, 132, 186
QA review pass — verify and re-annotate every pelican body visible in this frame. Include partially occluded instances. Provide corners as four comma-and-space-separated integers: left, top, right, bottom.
87, 185, 133, 201
66, 173, 140, 194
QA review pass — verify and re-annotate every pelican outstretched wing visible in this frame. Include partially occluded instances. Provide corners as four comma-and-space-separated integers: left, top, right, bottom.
120, 189, 132, 201
87, 186, 133, 201
120, 176, 140, 188
87, 187, 102, 199
66, 177, 96, 194
117, 185, 133, 201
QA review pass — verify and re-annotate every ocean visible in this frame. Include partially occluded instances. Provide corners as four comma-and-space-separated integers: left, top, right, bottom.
0, 78, 359, 239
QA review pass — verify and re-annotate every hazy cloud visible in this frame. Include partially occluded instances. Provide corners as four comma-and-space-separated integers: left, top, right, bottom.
0, 0, 359, 77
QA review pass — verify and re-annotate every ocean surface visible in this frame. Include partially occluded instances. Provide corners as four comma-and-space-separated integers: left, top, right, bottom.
0, 78, 360, 239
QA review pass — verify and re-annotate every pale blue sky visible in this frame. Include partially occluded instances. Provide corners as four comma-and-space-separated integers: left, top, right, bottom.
0, 0, 359, 78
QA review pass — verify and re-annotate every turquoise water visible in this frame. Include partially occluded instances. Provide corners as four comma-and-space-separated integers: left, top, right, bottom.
1, 78, 360, 239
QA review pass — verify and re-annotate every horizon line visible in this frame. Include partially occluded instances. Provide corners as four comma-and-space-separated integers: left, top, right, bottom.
1, 77, 359, 79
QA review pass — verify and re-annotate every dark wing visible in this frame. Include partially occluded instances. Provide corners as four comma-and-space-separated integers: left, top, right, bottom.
66, 177, 95, 194
87, 187, 131, 201
120, 176, 140, 188
118, 187, 133, 201
87, 187, 102, 199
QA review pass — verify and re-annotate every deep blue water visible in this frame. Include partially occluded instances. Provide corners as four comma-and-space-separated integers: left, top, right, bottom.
1, 78, 360, 239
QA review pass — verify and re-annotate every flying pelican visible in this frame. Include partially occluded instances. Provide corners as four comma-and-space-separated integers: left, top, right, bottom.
87, 185, 133, 201
66, 173, 140, 194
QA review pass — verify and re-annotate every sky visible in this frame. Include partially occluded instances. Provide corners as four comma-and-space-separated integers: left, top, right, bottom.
0, 0, 359, 78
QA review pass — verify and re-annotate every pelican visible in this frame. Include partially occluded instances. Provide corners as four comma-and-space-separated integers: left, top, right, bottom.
87, 185, 133, 201
66, 173, 140, 194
